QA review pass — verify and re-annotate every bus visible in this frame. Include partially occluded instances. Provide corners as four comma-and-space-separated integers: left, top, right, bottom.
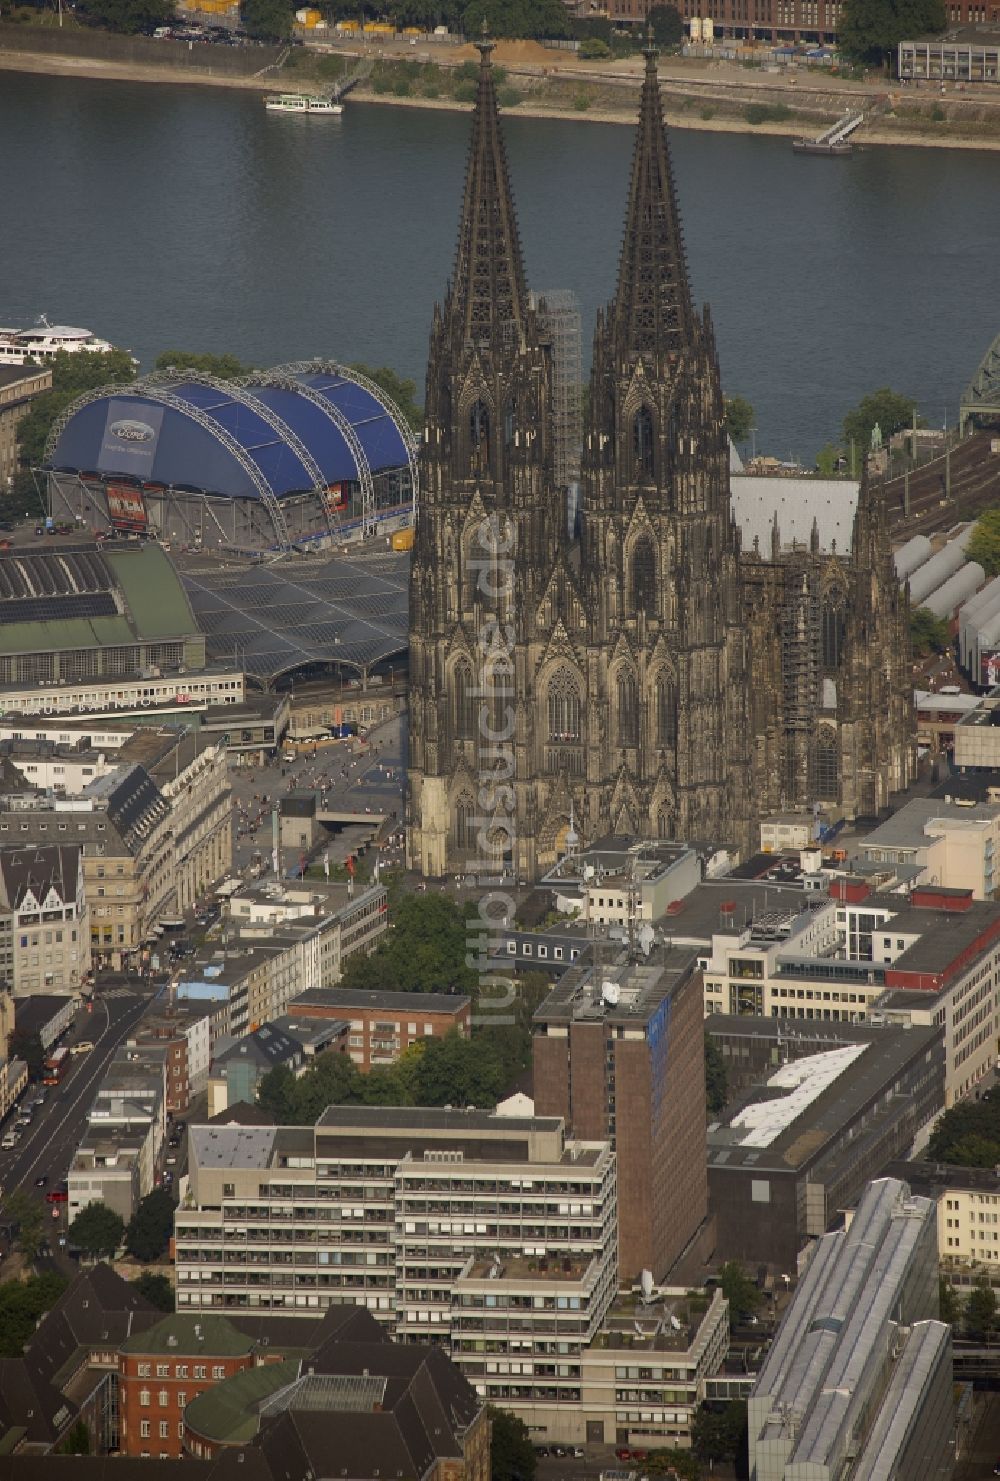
42, 1046, 71, 1085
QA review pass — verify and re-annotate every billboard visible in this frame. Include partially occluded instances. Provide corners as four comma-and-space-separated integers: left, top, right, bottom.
982, 649, 1000, 688
97, 399, 164, 480
106, 482, 148, 533
323, 482, 349, 516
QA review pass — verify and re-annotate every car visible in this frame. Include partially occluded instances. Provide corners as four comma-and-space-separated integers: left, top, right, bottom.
572, 1449, 584, 1459
45, 1188, 68, 1204
630, 1451, 648, 1463
533, 1448, 549, 1459
34, 1175, 48, 1188
615, 1451, 631, 1463
993, 1459, 1000, 1477
166, 1154, 177, 1166
72, 1040, 95, 1055
175, 1120, 186, 1132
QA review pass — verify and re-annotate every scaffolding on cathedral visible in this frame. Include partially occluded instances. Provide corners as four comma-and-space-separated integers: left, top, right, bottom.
532, 289, 582, 490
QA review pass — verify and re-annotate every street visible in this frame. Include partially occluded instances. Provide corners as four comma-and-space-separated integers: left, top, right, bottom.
0, 984, 149, 1224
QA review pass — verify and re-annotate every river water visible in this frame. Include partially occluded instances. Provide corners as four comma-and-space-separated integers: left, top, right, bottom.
2, 68, 1000, 459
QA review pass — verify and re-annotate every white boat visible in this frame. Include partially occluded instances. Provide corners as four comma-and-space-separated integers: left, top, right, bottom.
265, 93, 343, 115
0, 317, 119, 367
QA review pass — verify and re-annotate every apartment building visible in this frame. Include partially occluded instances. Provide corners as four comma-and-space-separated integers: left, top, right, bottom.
227, 880, 388, 1003
748, 1178, 952, 1481
154, 738, 232, 913
127, 1005, 214, 1114
533, 947, 707, 1280
886, 1161, 1000, 1294
0, 364, 51, 489
288, 986, 471, 1068
69, 1043, 168, 1220
174, 1109, 618, 1391
0, 843, 90, 994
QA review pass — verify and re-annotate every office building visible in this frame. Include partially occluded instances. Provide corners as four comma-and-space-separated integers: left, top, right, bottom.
857, 794, 1000, 899
0, 363, 51, 490
118, 1315, 257, 1459
288, 986, 471, 1069
0, 844, 90, 995
540, 837, 701, 925
706, 1019, 944, 1269
533, 947, 707, 1279
747, 1177, 952, 1481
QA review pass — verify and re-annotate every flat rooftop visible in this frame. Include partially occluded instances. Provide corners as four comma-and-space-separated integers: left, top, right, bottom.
859, 796, 1000, 849
534, 946, 699, 1028
291, 987, 470, 1015
541, 835, 694, 888
708, 1020, 941, 1173
462, 1252, 594, 1283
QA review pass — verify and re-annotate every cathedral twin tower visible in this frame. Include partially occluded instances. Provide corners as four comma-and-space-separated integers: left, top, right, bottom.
407, 36, 914, 880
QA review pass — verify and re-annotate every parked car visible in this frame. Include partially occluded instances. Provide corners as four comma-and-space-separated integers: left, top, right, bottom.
34, 1175, 48, 1188
45, 1188, 68, 1204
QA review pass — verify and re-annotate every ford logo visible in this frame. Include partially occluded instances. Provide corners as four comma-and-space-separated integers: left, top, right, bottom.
110, 419, 155, 443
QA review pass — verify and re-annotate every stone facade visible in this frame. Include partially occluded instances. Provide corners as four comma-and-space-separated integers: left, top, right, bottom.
407, 40, 914, 881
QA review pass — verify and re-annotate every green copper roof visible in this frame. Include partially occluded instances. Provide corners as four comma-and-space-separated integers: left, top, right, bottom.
119, 1313, 255, 1357
103, 544, 198, 639
184, 1358, 300, 1444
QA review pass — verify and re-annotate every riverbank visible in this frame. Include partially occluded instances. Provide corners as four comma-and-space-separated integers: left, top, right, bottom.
3, 26, 1000, 151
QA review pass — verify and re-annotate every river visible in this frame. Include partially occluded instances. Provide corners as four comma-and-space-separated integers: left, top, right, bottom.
2, 68, 999, 460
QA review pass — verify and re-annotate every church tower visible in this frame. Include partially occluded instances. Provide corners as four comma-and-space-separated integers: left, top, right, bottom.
407, 34, 557, 878
576, 40, 752, 852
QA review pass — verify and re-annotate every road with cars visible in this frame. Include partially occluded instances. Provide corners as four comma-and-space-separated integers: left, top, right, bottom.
0, 983, 150, 1227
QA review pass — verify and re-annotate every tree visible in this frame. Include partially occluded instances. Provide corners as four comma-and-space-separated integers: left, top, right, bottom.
488, 1407, 536, 1481
646, 1449, 700, 1481
461, 0, 570, 39
0, 1271, 69, 1357
6, 1190, 46, 1265
132, 1271, 176, 1313
815, 442, 845, 476
351, 363, 423, 435
647, 3, 683, 45
939, 1276, 962, 1327
77, 0, 174, 32
842, 386, 921, 454
579, 36, 612, 57
241, 0, 293, 39
154, 350, 252, 379
692, 1401, 747, 1467
705, 1035, 727, 1115
8, 1030, 45, 1082
928, 1098, 1000, 1166
125, 1188, 176, 1263
719, 1261, 762, 1325
839, 0, 945, 64
257, 1062, 298, 1120
967, 509, 1000, 579
338, 892, 478, 996
412, 1030, 506, 1109
69, 1202, 125, 1260
724, 395, 754, 445
14, 348, 136, 476
59, 1420, 92, 1456
909, 606, 951, 657
966, 1280, 997, 1341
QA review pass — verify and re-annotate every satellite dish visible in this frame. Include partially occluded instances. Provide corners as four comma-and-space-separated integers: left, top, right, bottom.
640, 1268, 655, 1303
601, 981, 621, 1006
638, 923, 655, 955
583, 864, 595, 880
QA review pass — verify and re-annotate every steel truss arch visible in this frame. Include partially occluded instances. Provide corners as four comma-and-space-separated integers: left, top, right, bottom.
273, 359, 420, 527
241, 369, 375, 541
45, 374, 296, 551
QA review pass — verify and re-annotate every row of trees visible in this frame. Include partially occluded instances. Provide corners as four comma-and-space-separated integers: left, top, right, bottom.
838, 0, 946, 65
940, 1276, 1000, 1340
0, 1270, 69, 1357
67, 1187, 176, 1262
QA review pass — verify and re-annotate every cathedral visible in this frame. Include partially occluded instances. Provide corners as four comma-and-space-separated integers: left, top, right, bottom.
406, 34, 914, 880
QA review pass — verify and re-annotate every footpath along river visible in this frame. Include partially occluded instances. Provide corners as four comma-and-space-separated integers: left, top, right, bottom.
3, 68, 1000, 458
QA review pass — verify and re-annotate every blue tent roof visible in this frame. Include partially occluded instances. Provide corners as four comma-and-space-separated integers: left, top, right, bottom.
47, 369, 413, 500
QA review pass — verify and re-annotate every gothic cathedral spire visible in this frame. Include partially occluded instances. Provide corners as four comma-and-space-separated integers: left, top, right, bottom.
447, 28, 528, 349
611, 38, 695, 359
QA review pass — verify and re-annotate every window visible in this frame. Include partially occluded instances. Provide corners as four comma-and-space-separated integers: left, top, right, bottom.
211, 1365, 226, 1379
158, 1391, 169, 1407
617, 670, 638, 748
177, 1392, 187, 1409
633, 405, 655, 480
469, 400, 490, 475
194, 1366, 206, 1380
137, 1364, 152, 1378
631, 537, 657, 618
454, 660, 476, 738
655, 673, 677, 748
547, 668, 581, 743
139, 1389, 151, 1407
814, 729, 839, 802
454, 794, 476, 853
156, 1364, 169, 1378
160, 1421, 170, 1439
140, 1421, 151, 1439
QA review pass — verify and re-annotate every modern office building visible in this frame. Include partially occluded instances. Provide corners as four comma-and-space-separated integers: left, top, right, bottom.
747, 1177, 953, 1481
540, 837, 701, 925
533, 947, 707, 1279
707, 1020, 944, 1270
